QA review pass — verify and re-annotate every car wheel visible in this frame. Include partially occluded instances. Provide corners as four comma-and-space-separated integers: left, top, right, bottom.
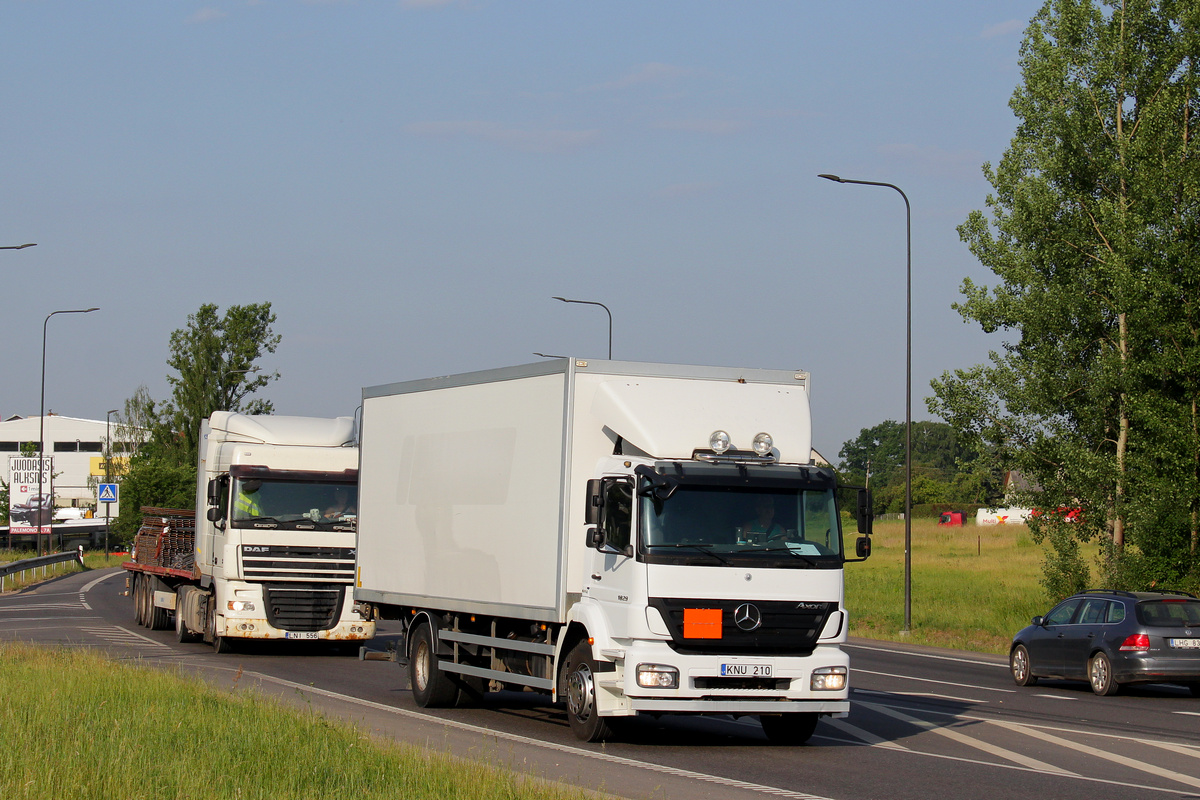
562, 641, 614, 742
1089, 652, 1120, 696
1010, 644, 1038, 687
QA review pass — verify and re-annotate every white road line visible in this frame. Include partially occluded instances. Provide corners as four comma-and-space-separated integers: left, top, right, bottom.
80, 626, 172, 649
0, 603, 81, 611
844, 642, 1007, 668
989, 720, 1200, 790
224, 668, 837, 800
903, 692, 990, 704
857, 700, 1078, 776
1033, 693, 1078, 701
80, 571, 123, 594
854, 667, 1015, 694
822, 717, 910, 750
1175, 711, 1200, 717
1140, 739, 1200, 760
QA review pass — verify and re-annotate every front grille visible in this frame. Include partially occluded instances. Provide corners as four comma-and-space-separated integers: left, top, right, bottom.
649, 597, 837, 656
693, 677, 791, 691
241, 545, 355, 583
263, 583, 344, 631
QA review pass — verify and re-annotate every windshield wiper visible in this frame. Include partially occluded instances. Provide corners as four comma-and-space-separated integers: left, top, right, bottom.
645, 542, 732, 565
751, 545, 820, 567
238, 516, 281, 527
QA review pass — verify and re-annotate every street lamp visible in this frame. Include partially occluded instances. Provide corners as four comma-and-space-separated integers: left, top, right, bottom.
1, 243, 37, 250
533, 352, 566, 359
819, 172, 913, 635
105, 408, 119, 558
552, 297, 612, 359
38, 307, 100, 555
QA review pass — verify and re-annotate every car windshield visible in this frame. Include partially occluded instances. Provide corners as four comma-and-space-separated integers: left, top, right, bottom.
640, 482, 843, 568
231, 478, 357, 530
1136, 599, 1200, 627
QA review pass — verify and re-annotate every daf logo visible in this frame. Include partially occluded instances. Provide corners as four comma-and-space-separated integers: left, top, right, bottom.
243, 546, 271, 552
733, 603, 762, 631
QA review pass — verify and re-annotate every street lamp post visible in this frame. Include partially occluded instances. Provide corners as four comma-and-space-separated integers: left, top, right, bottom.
105, 408, 119, 558
819, 173, 913, 634
38, 307, 100, 556
552, 297, 612, 360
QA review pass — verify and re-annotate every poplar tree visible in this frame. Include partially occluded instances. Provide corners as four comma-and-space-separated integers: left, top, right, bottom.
930, 0, 1200, 593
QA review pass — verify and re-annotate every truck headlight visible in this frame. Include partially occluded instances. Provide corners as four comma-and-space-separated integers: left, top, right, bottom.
227, 600, 256, 612
709, 430, 731, 454
752, 432, 773, 456
636, 663, 679, 689
811, 666, 847, 691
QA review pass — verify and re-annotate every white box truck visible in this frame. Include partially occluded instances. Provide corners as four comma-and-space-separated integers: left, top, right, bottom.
354, 360, 871, 742
125, 412, 375, 651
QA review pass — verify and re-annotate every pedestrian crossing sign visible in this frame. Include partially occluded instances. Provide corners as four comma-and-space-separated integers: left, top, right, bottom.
99, 483, 118, 503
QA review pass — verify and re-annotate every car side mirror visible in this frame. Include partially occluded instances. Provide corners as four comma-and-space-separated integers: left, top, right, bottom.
1031, 616, 1045, 627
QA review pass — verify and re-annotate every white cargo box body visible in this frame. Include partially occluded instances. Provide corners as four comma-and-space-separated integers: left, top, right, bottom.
355, 360, 811, 623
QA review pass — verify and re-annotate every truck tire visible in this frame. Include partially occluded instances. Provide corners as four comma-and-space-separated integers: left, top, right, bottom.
205, 594, 237, 654
175, 602, 200, 643
759, 713, 818, 745
146, 576, 172, 631
132, 574, 145, 626
561, 641, 614, 742
408, 623, 460, 708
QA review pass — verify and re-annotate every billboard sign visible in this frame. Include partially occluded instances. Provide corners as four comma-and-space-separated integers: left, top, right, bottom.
6, 456, 53, 535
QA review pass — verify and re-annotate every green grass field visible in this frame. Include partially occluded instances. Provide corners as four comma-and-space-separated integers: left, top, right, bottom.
844, 518, 1087, 653
0, 643, 589, 800
0, 549, 118, 593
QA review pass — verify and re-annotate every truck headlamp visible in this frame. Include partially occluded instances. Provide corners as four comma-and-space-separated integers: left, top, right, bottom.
709, 430, 731, 454
810, 666, 847, 691
636, 663, 679, 689
752, 432, 773, 456
228, 600, 256, 612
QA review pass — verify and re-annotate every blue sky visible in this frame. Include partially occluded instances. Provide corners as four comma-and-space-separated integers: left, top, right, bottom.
2, 0, 1042, 458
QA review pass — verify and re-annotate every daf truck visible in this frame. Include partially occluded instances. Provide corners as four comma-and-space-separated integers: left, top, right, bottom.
124, 412, 375, 651
354, 359, 870, 743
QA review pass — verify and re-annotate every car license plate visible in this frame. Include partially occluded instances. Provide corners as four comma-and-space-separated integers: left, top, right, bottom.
721, 663, 772, 677
1169, 638, 1200, 649
285, 631, 319, 640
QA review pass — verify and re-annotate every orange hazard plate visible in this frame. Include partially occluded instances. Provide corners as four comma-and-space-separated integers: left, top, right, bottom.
683, 608, 723, 639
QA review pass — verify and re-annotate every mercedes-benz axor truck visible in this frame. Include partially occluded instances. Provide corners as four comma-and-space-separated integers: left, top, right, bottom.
353, 360, 870, 742
124, 412, 375, 651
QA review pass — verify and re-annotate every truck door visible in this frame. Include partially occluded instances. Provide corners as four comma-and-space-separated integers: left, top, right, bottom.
585, 478, 637, 640
201, 475, 230, 578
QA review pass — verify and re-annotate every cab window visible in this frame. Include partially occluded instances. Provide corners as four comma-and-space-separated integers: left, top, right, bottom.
602, 480, 633, 553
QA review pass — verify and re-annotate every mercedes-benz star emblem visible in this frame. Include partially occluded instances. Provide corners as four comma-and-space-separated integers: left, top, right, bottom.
734, 603, 762, 631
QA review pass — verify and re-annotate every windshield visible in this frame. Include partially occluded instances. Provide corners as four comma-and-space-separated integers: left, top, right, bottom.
640, 482, 843, 567
231, 478, 357, 531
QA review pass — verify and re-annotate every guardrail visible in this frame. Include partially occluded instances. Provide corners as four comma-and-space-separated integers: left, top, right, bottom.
0, 546, 86, 592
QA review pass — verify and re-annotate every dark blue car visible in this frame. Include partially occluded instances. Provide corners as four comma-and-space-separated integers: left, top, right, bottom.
1010, 590, 1200, 696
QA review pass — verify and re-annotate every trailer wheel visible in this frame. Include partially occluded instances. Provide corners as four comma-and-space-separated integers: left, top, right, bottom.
409, 623, 460, 708
759, 713, 818, 745
132, 574, 145, 626
562, 641, 614, 742
146, 577, 171, 631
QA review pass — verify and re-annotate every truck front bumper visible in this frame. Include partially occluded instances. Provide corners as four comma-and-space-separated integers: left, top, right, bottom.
596, 640, 851, 717
218, 615, 375, 641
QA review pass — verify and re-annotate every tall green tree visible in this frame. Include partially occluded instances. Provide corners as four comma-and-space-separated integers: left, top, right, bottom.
929, 0, 1200, 592
111, 303, 280, 543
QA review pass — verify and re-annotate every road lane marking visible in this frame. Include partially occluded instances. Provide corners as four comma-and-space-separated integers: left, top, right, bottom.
1174, 711, 1200, 717
80, 626, 172, 649
0, 603, 82, 612
1140, 739, 1200, 760
80, 572, 123, 594
989, 719, 1200, 790
844, 642, 1006, 668
903, 692, 990, 704
854, 667, 1015, 694
822, 717, 910, 750
857, 700, 1078, 776
1033, 694, 1078, 701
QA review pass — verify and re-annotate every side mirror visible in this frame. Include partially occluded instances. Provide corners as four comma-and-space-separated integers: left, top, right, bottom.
584, 479, 603, 526
206, 507, 223, 523
1031, 616, 1045, 627
855, 536, 871, 559
856, 489, 873, 535
586, 527, 604, 549
206, 478, 222, 507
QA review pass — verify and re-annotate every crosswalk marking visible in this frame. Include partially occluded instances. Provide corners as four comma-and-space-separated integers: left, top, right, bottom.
79, 626, 172, 649
823, 717, 910, 750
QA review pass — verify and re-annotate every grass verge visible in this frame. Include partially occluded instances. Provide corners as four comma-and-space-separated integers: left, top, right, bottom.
0, 550, 121, 593
844, 519, 1091, 654
0, 642, 590, 800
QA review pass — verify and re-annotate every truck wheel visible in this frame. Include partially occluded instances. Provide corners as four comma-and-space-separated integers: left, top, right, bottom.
146, 577, 171, 631
132, 575, 145, 626
562, 641, 614, 742
759, 713, 819, 745
175, 603, 200, 643
408, 624, 460, 708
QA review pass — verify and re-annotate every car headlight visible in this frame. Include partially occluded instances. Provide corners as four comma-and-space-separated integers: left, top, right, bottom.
811, 666, 847, 691
636, 663, 679, 689
227, 600, 256, 612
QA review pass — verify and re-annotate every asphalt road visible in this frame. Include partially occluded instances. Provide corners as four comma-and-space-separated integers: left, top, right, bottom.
3, 567, 1199, 800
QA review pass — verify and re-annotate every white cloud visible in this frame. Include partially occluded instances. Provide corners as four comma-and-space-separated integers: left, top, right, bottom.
654, 119, 749, 135
187, 7, 227, 23
981, 19, 1024, 39
588, 62, 693, 92
405, 120, 601, 154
